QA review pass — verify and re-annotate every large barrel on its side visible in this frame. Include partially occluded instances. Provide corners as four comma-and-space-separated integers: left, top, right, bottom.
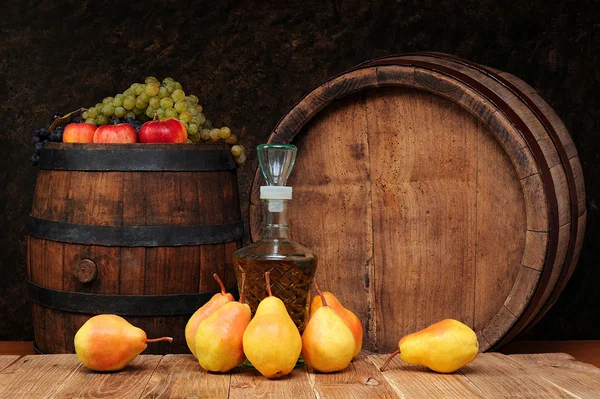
249, 53, 586, 352
28, 142, 242, 354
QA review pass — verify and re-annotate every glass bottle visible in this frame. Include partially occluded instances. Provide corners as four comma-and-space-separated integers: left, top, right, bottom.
233, 144, 317, 334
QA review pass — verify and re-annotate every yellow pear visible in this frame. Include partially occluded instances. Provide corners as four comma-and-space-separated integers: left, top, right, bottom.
74, 314, 172, 372
195, 273, 252, 372
185, 273, 234, 358
310, 290, 363, 358
302, 280, 355, 373
380, 319, 479, 373
242, 272, 302, 378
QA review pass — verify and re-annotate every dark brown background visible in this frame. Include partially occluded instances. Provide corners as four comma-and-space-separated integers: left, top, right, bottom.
0, 0, 598, 342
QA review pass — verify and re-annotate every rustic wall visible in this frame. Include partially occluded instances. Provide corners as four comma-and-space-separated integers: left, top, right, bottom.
1, 0, 598, 341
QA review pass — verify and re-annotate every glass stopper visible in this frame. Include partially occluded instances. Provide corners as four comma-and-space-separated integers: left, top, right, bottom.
257, 144, 297, 186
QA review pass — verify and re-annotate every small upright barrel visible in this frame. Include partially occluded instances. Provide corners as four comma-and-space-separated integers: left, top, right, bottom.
28, 142, 242, 354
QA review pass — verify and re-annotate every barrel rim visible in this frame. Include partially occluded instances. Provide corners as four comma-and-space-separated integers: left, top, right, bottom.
249, 57, 566, 352
38, 142, 237, 171
395, 52, 582, 348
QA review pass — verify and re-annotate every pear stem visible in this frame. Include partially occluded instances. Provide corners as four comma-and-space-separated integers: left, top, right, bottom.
379, 349, 400, 371
313, 279, 328, 307
239, 273, 247, 303
213, 273, 227, 295
265, 272, 272, 297
146, 337, 174, 344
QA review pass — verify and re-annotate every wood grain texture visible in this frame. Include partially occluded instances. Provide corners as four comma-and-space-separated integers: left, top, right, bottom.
52, 355, 162, 399
509, 353, 600, 399
228, 365, 314, 399
249, 59, 584, 352
368, 86, 478, 352
28, 145, 242, 354
1, 353, 600, 398
457, 353, 574, 398
502, 340, 600, 367
0, 354, 82, 399
473, 118, 526, 334
287, 94, 375, 349
140, 355, 230, 399
398, 53, 585, 349
309, 355, 400, 398
0, 356, 19, 372
369, 354, 484, 398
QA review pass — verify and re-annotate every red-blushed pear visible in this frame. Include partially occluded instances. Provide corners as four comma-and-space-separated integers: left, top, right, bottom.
310, 289, 363, 358
379, 319, 479, 373
194, 273, 252, 372
93, 123, 137, 143
185, 273, 235, 358
74, 314, 172, 372
63, 123, 96, 143
301, 280, 355, 373
139, 112, 187, 143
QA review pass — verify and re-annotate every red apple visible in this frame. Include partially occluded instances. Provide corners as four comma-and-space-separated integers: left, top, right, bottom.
93, 123, 138, 144
139, 115, 187, 143
63, 123, 96, 143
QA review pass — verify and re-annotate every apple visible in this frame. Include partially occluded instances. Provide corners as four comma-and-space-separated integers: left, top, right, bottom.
139, 114, 187, 143
93, 123, 137, 144
63, 123, 96, 143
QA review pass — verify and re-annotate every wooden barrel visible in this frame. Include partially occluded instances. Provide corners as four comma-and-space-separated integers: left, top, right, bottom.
28, 142, 242, 354
249, 53, 586, 352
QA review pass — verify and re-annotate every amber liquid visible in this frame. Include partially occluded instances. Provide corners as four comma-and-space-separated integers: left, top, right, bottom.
233, 256, 317, 334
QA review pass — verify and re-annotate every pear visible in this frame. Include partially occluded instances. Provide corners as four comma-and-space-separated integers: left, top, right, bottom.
195, 273, 252, 372
243, 272, 302, 378
380, 319, 479, 373
301, 280, 355, 373
185, 273, 234, 357
310, 290, 363, 358
74, 314, 172, 372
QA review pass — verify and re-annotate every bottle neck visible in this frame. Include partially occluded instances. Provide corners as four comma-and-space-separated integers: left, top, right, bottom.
262, 199, 290, 239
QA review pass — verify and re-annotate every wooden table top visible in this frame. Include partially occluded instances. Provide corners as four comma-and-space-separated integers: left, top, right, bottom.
1, 352, 599, 398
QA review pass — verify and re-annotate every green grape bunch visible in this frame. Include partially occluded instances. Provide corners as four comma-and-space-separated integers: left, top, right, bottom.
83, 76, 246, 164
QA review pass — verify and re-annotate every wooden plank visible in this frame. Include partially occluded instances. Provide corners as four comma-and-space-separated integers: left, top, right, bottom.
502, 340, 600, 367
521, 231, 548, 271
289, 93, 374, 349
52, 355, 162, 399
474, 118, 526, 333
0, 342, 34, 356
0, 355, 82, 399
140, 355, 229, 399
0, 356, 19, 372
229, 365, 314, 399
369, 354, 484, 398
459, 353, 575, 398
368, 86, 477, 352
309, 355, 398, 398
509, 353, 600, 398
521, 173, 549, 232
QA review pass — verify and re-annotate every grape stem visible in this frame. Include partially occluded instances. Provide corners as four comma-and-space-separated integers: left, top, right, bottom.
153, 110, 159, 121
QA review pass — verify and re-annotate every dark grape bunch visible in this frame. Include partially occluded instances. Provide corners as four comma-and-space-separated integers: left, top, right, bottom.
30, 112, 78, 165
